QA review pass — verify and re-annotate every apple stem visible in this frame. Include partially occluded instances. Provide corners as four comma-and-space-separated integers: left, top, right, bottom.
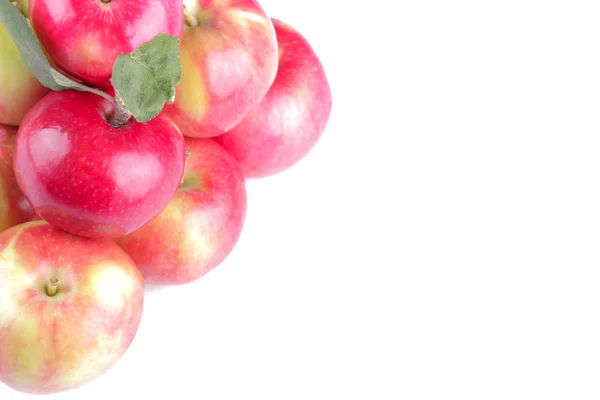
50, 69, 119, 107
46, 277, 59, 297
184, 6, 199, 27
109, 93, 132, 128
180, 148, 191, 186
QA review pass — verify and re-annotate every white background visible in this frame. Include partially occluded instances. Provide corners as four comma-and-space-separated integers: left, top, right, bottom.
4, 0, 600, 399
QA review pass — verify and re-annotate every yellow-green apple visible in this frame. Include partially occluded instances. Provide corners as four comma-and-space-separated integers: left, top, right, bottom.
0, 124, 37, 231
114, 136, 246, 285
215, 18, 332, 178
0, 22, 48, 126
30, 0, 184, 87
162, 0, 278, 138
0, 221, 144, 395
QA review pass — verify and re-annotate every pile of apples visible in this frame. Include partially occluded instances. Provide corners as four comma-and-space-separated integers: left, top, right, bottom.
0, 0, 331, 395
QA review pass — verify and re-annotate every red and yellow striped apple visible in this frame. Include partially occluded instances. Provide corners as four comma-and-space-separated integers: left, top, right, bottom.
162, 0, 278, 138
0, 22, 48, 126
0, 221, 144, 395
114, 137, 246, 285
0, 124, 37, 231
216, 18, 332, 178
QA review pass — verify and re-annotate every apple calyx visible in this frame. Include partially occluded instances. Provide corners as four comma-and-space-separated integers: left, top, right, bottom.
0, 0, 181, 124
46, 277, 59, 297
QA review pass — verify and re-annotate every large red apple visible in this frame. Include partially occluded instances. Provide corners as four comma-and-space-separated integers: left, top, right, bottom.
14, 90, 185, 239
0, 22, 48, 126
162, 0, 278, 138
215, 18, 332, 178
114, 137, 246, 285
29, 0, 183, 87
0, 221, 144, 395
0, 124, 38, 231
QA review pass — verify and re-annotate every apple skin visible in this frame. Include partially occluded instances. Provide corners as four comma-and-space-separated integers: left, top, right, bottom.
14, 90, 186, 239
162, 0, 278, 138
114, 137, 246, 285
0, 221, 144, 395
215, 18, 332, 178
0, 125, 38, 231
0, 22, 49, 126
15, 0, 29, 17
29, 0, 183, 87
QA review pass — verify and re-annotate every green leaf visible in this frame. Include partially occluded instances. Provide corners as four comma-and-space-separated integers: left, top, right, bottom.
111, 33, 181, 123
0, 0, 116, 105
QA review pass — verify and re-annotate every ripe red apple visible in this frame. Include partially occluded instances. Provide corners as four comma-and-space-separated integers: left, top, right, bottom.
0, 221, 144, 395
29, 0, 183, 87
0, 22, 49, 126
162, 0, 278, 138
14, 90, 185, 239
114, 137, 246, 285
215, 18, 333, 178
0, 125, 38, 231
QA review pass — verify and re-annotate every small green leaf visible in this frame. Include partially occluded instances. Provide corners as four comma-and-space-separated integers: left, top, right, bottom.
111, 34, 181, 123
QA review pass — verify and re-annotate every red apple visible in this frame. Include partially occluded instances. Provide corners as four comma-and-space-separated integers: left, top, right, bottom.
0, 125, 38, 231
114, 136, 246, 285
29, 0, 183, 87
0, 221, 144, 395
162, 0, 278, 138
215, 18, 332, 178
14, 90, 185, 239
0, 22, 49, 126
